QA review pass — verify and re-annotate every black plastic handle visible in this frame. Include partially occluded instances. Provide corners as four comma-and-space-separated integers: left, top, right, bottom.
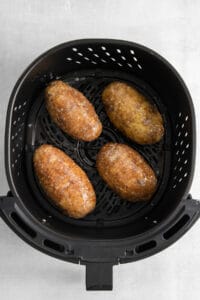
0, 192, 200, 291
86, 262, 114, 291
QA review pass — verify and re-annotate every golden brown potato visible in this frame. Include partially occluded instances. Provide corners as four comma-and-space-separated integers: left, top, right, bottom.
45, 80, 102, 141
33, 144, 96, 219
96, 143, 157, 202
102, 82, 164, 144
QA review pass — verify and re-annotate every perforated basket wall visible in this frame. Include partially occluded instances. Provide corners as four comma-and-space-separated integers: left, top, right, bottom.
6, 40, 195, 232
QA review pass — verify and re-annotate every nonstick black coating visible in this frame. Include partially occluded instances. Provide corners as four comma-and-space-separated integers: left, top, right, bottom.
5, 39, 195, 240
25, 69, 171, 228
2, 40, 198, 291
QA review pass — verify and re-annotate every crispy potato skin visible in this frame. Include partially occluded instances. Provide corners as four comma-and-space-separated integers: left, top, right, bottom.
102, 82, 164, 144
45, 80, 102, 141
96, 143, 157, 202
33, 144, 96, 219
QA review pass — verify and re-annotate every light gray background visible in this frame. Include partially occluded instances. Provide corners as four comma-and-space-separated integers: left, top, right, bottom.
0, 0, 200, 299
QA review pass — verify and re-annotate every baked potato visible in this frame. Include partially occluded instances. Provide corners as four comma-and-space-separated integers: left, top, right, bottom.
33, 144, 96, 219
102, 81, 164, 144
96, 143, 157, 201
45, 80, 102, 141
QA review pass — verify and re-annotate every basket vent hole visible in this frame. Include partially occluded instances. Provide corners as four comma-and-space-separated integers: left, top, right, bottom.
137, 64, 142, 69
72, 47, 77, 52
116, 49, 121, 53
101, 46, 106, 50
84, 57, 90, 61
66, 57, 72, 61
184, 172, 188, 177
44, 239, 65, 253
133, 56, 138, 61
127, 63, 133, 68
77, 52, 83, 56
88, 47, 93, 52
184, 132, 188, 137
14, 106, 17, 111
125, 249, 134, 256
121, 56, 126, 60
135, 240, 156, 253
11, 212, 36, 238
118, 63, 122, 67
179, 112, 182, 117
105, 52, 111, 56
185, 115, 189, 121
93, 53, 99, 58
111, 57, 116, 61
130, 49, 135, 54
75, 61, 81, 64
163, 215, 190, 240
101, 59, 107, 63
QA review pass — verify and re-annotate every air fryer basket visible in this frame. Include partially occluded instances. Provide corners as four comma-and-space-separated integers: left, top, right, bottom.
0, 39, 199, 290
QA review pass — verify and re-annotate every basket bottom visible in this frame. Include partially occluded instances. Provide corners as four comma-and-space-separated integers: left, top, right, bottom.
25, 69, 171, 228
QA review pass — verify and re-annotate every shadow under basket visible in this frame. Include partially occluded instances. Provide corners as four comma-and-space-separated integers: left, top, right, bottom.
1, 39, 200, 291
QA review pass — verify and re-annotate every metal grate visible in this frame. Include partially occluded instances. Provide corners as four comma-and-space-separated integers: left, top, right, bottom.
24, 69, 171, 228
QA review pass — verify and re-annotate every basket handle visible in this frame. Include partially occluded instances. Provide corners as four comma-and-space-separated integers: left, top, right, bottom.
85, 262, 113, 291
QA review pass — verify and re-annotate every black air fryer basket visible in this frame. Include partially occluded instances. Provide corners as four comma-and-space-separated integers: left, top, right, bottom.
1, 39, 200, 290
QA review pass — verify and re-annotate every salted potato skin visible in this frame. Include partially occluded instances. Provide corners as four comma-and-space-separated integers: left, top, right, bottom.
96, 143, 157, 202
45, 80, 102, 141
33, 144, 96, 219
102, 82, 164, 144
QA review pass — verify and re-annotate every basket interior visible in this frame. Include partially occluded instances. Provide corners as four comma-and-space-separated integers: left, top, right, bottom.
7, 40, 195, 239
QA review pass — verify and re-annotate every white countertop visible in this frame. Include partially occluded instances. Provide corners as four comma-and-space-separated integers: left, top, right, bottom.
0, 0, 200, 299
